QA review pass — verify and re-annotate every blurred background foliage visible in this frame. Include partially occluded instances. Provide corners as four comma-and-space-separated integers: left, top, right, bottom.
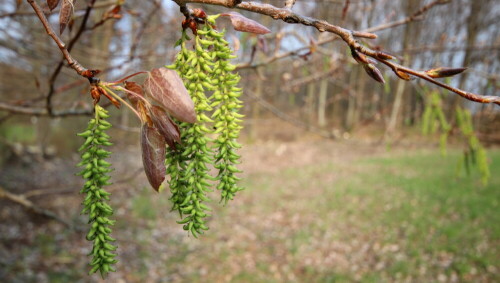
0, 0, 499, 282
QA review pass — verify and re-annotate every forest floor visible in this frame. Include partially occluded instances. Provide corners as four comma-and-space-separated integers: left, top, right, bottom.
0, 128, 499, 282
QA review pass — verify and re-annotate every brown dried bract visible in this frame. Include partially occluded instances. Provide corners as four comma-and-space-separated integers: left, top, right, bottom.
47, 0, 60, 11
141, 124, 166, 191
124, 81, 143, 109
90, 85, 120, 108
220, 12, 271, 35
143, 68, 196, 123
59, 0, 74, 34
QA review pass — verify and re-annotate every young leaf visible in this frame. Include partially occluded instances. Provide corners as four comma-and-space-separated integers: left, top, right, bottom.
144, 68, 197, 123
141, 124, 166, 191
47, 0, 61, 11
220, 12, 271, 34
59, 0, 74, 34
149, 106, 181, 149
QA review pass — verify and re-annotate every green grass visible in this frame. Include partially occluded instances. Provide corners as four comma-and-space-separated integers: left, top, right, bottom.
127, 148, 500, 282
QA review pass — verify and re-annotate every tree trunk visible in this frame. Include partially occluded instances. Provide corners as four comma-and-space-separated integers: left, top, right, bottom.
317, 78, 328, 127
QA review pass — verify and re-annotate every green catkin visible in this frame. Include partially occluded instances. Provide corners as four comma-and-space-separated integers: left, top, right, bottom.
165, 16, 244, 236
166, 26, 216, 237
208, 20, 245, 204
422, 91, 490, 185
77, 105, 117, 277
455, 107, 490, 184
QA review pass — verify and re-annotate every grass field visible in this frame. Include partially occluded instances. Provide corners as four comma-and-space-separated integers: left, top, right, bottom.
122, 146, 499, 282
1, 144, 499, 282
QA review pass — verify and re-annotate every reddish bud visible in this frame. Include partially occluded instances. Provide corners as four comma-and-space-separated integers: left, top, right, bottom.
363, 64, 385, 84
82, 69, 101, 79
182, 19, 189, 30
90, 87, 100, 105
189, 20, 198, 35
192, 8, 207, 19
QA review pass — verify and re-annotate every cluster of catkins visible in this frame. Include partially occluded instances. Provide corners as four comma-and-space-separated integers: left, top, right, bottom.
166, 16, 245, 237
77, 11, 270, 276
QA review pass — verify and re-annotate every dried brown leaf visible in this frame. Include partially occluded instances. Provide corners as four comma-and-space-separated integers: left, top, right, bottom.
141, 124, 166, 191
47, 0, 60, 11
59, 0, 73, 34
149, 106, 181, 149
220, 12, 271, 34
143, 67, 196, 123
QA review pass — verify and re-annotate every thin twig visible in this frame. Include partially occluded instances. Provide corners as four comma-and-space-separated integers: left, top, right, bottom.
236, 0, 449, 70
0, 186, 78, 229
0, 1, 116, 18
26, 0, 90, 78
35, 0, 97, 116
129, 0, 162, 61
246, 90, 335, 139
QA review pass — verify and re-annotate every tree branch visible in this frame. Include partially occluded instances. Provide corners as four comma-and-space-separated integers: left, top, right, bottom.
0, 101, 93, 116
27, 0, 98, 116
173, 0, 498, 106
26, 0, 90, 77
